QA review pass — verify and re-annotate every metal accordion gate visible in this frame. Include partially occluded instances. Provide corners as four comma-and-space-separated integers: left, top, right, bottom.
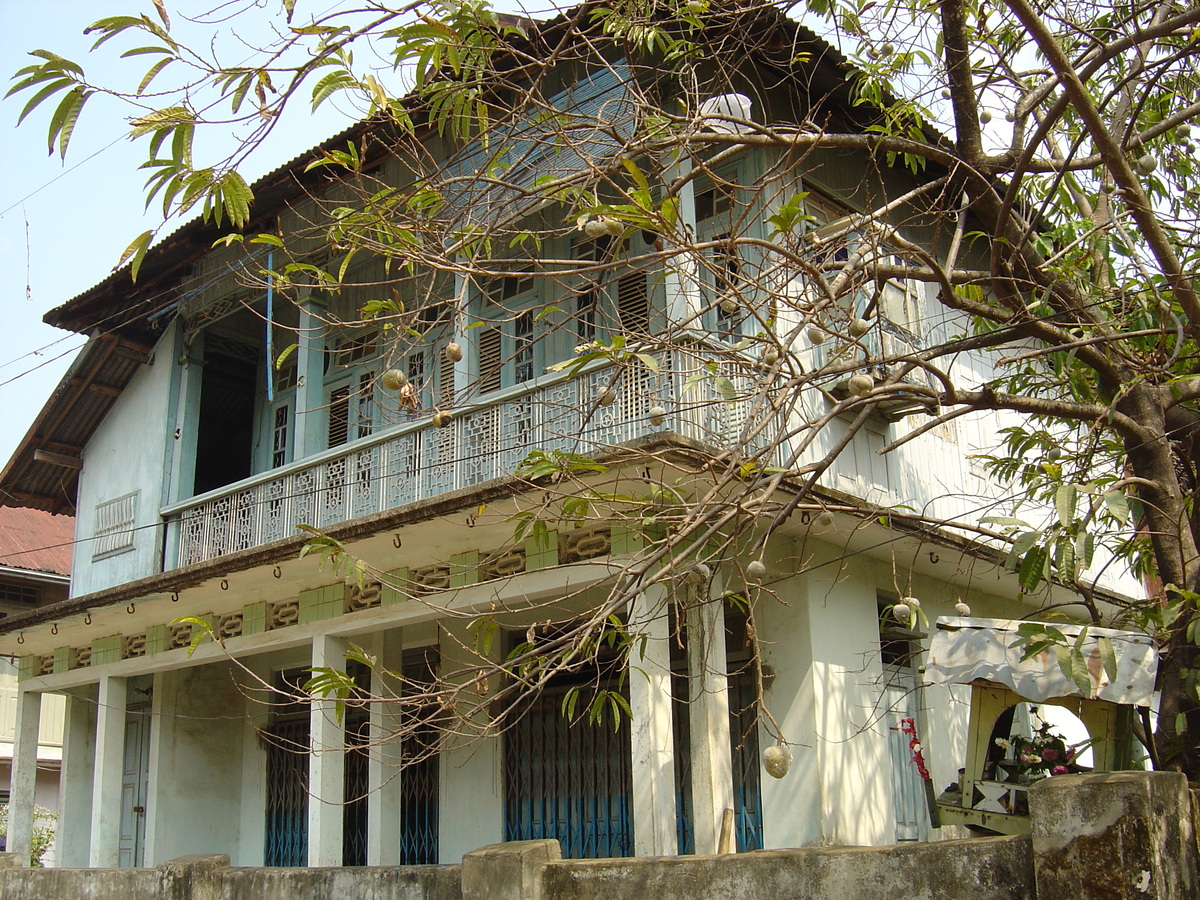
504, 680, 633, 858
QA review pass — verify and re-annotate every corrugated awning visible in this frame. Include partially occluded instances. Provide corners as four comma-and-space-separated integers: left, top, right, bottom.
925, 616, 1159, 707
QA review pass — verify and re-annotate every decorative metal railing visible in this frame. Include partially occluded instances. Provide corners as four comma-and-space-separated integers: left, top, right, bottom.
163, 350, 783, 568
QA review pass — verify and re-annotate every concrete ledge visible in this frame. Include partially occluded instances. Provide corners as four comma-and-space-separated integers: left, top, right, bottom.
0, 867, 162, 900
540, 835, 1033, 900
212, 864, 463, 900
1030, 771, 1199, 900
463, 840, 561, 900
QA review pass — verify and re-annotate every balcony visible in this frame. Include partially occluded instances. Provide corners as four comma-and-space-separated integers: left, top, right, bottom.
162, 351, 780, 568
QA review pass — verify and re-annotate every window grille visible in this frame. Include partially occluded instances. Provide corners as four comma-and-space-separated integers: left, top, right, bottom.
93, 492, 138, 560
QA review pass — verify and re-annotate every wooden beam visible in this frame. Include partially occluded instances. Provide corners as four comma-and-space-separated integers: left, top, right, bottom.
68, 378, 122, 398
33, 449, 82, 470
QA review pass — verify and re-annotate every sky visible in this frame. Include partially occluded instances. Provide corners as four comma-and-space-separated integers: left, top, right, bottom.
0, 1, 378, 472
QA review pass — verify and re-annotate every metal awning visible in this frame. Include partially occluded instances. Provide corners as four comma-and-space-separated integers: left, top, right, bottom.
925, 616, 1159, 706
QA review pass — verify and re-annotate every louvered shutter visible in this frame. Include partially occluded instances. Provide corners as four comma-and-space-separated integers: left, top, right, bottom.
440, 347, 457, 405
618, 272, 650, 334
328, 386, 351, 446
478, 328, 502, 393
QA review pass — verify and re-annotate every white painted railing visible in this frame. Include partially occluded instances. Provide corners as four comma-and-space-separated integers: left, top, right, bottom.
163, 351, 780, 568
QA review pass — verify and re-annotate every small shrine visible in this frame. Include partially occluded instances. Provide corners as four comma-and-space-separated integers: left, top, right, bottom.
924, 616, 1159, 835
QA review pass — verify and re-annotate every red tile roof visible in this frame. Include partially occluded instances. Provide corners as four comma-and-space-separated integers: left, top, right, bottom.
0, 507, 73, 576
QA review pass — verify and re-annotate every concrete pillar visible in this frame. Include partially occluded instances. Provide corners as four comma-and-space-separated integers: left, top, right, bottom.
237, 657, 271, 867
295, 299, 328, 458
1030, 771, 1198, 900
166, 326, 203, 509
7, 688, 42, 866
462, 839, 561, 900
308, 634, 348, 866
628, 581, 678, 857
90, 675, 128, 867
438, 620, 504, 863
661, 157, 702, 331
367, 629, 405, 865
58, 687, 98, 867
686, 592, 734, 854
143, 671, 166, 865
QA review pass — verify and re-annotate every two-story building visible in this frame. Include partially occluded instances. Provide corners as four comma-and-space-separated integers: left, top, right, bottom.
0, 4, 1138, 870
0, 506, 73, 864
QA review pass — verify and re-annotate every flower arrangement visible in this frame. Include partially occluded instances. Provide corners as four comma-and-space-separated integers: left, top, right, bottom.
900, 717, 931, 781
994, 720, 1083, 780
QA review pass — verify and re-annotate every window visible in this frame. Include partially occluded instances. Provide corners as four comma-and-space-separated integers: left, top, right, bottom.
94, 492, 138, 560
476, 273, 545, 394
0, 581, 38, 605
326, 376, 376, 448
696, 172, 753, 338
271, 404, 291, 468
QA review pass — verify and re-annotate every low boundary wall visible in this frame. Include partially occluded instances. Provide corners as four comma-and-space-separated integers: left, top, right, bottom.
0, 772, 1195, 900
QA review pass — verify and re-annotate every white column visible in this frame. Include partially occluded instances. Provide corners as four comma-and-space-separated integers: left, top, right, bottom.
58, 687, 98, 867
295, 298, 328, 458
628, 581, 678, 857
90, 675, 127, 867
308, 634, 348, 866
437, 620, 503, 863
367, 630, 405, 865
142, 671, 166, 865
238, 658, 271, 867
662, 156, 702, 329
8, 687, 43, 866
687, 591, 734, 854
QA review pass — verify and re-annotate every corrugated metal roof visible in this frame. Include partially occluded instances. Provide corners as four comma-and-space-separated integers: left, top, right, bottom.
0, 506, 73, 576
0, 333, 152, 514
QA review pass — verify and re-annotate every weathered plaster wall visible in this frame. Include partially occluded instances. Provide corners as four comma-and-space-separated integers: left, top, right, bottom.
72, 326, 174, 595
145, 664, 245, 864
541, 834, 1034, 900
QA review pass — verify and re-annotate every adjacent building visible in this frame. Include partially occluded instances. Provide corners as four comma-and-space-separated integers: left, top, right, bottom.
0, 507, 72, 864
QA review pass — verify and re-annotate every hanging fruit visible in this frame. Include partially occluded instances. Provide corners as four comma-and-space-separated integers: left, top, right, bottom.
381, 369, 409, 391
764, 745, 792, 778
847, 373, 874, 396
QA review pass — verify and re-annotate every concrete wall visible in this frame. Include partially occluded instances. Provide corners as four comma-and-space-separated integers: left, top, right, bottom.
541, 835, 1033, 900
145, 664, 246, 864
3, 773, 1191, 900
72, 327, 174, 595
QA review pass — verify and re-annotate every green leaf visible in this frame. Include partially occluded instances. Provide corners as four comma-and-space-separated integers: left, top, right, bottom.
632, 353, 660, 373
1103, 490, 1130, 525
170, 615, 214, 657
1019, 545, 1048, 592
116, 230, 154, 281
1097, 636, 1118, 683
136, 56, 174, 96
715, 376, 737, 401
1055, 483, 1077, 529
561, 685, 580, 721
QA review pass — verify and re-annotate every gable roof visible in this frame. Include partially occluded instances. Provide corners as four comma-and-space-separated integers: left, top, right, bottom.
0, 5, 878, 513
0, 506, 73, 577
